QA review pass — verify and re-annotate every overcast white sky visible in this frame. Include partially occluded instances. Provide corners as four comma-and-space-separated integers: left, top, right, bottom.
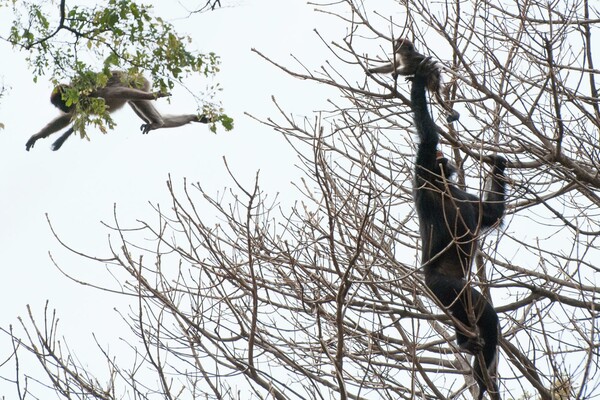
4, 1, 589, 397
0, 0, 352, 395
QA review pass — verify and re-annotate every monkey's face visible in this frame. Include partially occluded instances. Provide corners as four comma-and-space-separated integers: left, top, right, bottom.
50, 85, 74, 114
394, 38, 415, 54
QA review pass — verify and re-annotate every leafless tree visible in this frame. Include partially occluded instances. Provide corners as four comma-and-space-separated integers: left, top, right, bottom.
4, 0, 600, 399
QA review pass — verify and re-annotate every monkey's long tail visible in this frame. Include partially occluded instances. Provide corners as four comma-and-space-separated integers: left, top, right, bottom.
474, 301, 500, 400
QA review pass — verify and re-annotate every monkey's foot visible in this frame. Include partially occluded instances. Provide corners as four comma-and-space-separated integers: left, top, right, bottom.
140, 120, 166, 134
140, 124, 152, 134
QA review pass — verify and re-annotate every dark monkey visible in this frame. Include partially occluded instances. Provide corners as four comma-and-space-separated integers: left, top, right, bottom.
369, 38, 460, 123
26, 70, 210, 151
410, 73, 507, 399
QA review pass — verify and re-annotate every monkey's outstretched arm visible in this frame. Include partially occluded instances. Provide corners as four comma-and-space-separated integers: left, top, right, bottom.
140, 114, 210, 134
368, 62, 397, 74
94, 86, 170, 101
369, 52, 433, 76
26, 114, 72, 151
370, 63, 423, 78
410, 75, 439, 177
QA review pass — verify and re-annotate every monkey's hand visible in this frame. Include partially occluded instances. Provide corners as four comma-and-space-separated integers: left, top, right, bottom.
446, 110, 461, 123
153, 91, 171, 99
485, 155, 507, 173
198, 115, 211, 124
25, 136, 38, 151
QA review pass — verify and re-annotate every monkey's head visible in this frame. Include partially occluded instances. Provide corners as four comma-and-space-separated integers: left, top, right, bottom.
393, 38, 415, 54
436, 150, 457, 179
50, 84, 74, 114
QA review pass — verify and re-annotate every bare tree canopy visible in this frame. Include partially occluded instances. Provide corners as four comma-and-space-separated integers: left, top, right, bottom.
3, 0, 600, 399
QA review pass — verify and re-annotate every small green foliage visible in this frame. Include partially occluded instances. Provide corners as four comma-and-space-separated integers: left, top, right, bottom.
216, 114, 234, 132
4, 0, 232, 137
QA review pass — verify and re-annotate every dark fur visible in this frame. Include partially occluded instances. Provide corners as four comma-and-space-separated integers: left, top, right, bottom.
410, 74, 506, 399
50, 85, 73, 114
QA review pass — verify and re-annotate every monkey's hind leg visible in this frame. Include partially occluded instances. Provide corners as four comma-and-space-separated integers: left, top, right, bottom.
51, 128, 75, 151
